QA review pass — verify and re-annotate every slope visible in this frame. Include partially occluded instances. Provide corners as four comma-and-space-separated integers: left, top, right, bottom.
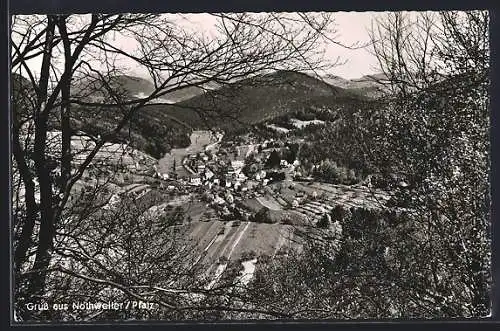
12, 70, 370, 160
141, 70, 366, 133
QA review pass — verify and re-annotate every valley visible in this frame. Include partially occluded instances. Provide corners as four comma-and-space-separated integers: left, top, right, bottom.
11, 10, 490, 322
95, 118, 393, 284
14, 69, 393, 288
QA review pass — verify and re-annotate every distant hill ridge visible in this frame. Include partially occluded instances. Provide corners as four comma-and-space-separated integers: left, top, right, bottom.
321, 73, 388, 98
136, 69, 368, 132
72, 74, 219, 103
11, 70, 382, 159
13, 70, 386, 105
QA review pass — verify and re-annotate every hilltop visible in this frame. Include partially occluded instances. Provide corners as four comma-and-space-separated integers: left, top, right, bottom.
141, 70, 368, 131
321, 73, 388, 99
11, 70, 376, 159
73, 74, 219, 103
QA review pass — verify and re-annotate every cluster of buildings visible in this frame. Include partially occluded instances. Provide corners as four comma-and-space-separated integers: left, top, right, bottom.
182, 137, 303, 192
186, 151, 248, 190
142, 136, 308, 221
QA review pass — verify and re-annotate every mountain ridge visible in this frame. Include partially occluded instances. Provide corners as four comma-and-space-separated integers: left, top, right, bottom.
12, 70, 381, 159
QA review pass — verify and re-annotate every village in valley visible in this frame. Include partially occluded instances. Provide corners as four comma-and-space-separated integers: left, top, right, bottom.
11, 10, 490, 321
90, 120, 391, 285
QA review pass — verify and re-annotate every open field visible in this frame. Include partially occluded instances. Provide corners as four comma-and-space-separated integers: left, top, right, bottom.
187, 220, 298, 263
256, 195, 283, 211
43, 130, 157, 171
293, 181, 391, 210
241, 198, 264, 212
184, 201, 210, 222
289, 118, 325, 128
206, 221, 300, 284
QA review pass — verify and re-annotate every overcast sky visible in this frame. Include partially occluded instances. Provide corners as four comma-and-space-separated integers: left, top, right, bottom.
14, 12, 403, 81
322, 12, 384, 78
175, 12, 387, 79
127, 12, 385, 80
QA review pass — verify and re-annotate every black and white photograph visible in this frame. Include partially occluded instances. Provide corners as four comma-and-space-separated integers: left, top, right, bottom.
10, 9, 491, 322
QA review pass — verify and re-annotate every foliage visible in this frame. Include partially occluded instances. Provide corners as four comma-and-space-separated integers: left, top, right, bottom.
311, 159, 360, 185
243, 10, 491, 320
11, 12, 341, 321
265, 150, 281, 169
251, 207, 273, 224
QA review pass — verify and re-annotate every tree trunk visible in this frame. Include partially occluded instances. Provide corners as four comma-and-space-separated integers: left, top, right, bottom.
25, 16, 57, 302
12, 126, 38, 271
58, 16, 72, 189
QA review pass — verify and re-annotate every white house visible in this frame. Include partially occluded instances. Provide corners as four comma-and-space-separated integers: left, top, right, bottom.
226, 193, 234, 204
231, 160, 245, 171
190, 175, 201, 186
157, 173, 169, 180
205, 168, 215, 180
103, 194, 121, 210
214, 196, 225, 205
255, 170, 267, 181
